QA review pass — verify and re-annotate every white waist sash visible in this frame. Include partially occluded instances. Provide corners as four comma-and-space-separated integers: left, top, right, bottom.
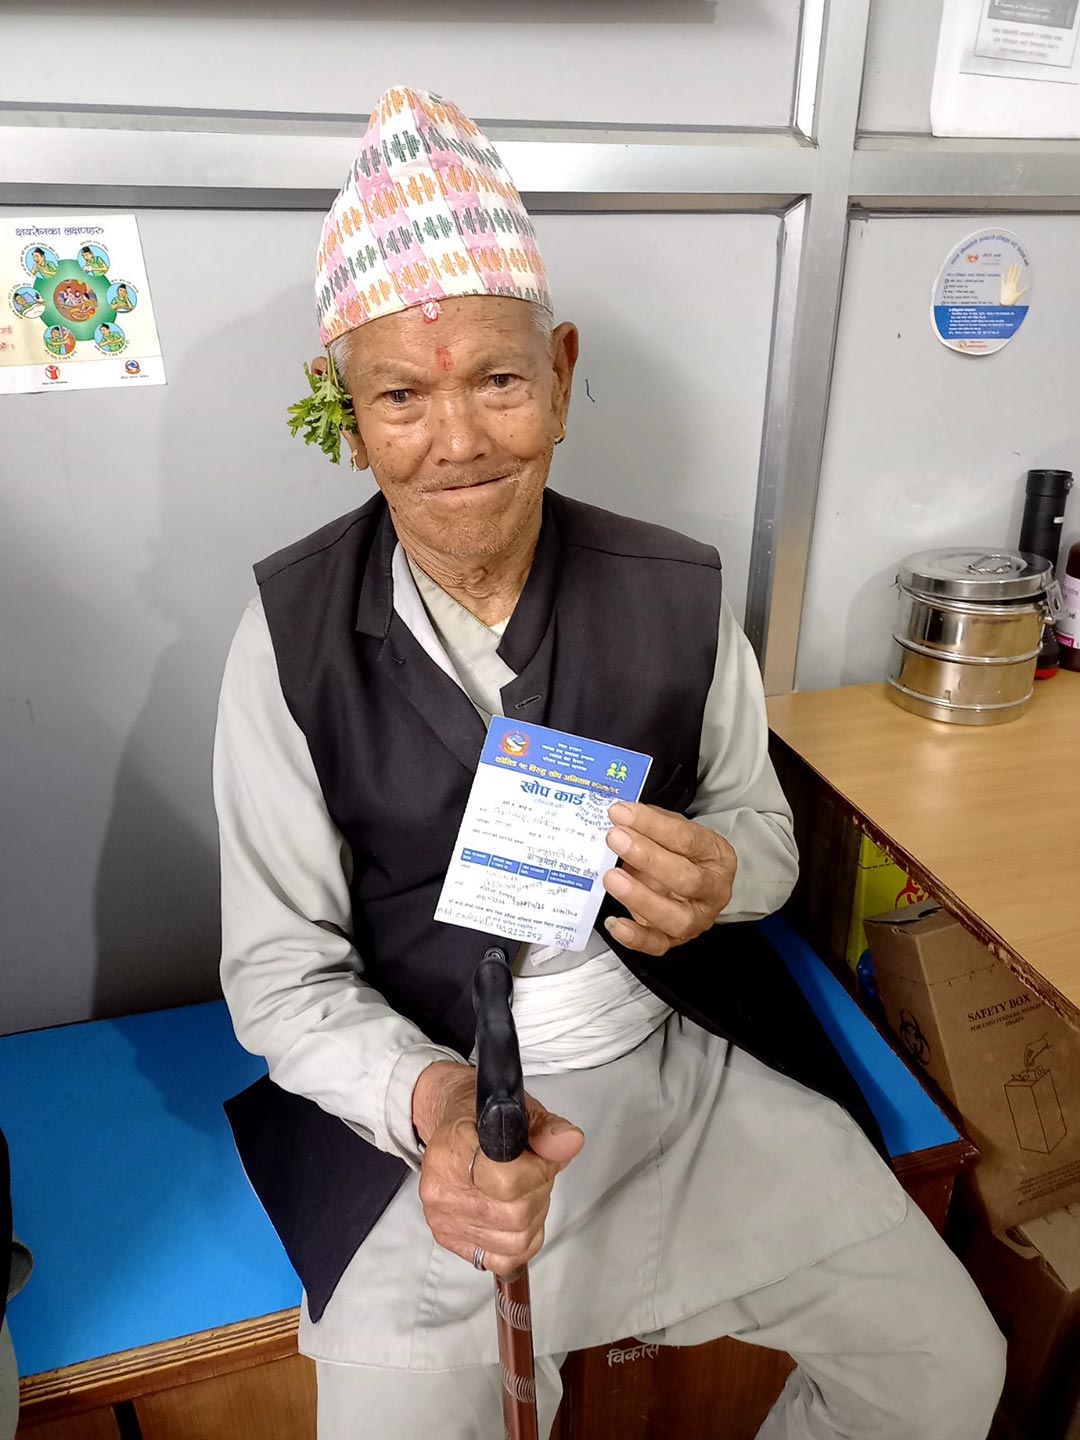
508, 948, 672, 1075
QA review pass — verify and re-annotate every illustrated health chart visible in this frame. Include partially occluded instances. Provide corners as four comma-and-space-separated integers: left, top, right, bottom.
2, 214, 165, 395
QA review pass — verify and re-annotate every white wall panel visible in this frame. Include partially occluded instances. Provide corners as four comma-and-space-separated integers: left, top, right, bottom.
797, 213, 1079, 693
860, 0, 943, 135
0, 207, 778, 1033
6, 1, 802, 130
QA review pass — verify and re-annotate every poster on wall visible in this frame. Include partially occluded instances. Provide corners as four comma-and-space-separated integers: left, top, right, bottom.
933, 0, 1080, 135
0, 215, 165, 396
931, 229, 1033, 355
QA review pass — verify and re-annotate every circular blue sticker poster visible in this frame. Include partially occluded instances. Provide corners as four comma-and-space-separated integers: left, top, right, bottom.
931, 229, 1032, 356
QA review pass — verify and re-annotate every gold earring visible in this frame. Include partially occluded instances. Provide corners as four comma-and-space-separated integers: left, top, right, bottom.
554, 421, 567, 446
349, 451, 361, 472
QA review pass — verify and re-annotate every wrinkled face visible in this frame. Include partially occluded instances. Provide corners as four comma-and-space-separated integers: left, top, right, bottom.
341, 296, 577, 561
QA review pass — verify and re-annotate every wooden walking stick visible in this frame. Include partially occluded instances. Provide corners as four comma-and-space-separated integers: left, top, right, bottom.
473, 946, 540, 1440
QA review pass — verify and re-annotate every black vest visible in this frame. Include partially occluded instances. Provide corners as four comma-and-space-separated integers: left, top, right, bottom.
225, 491, 886, 1322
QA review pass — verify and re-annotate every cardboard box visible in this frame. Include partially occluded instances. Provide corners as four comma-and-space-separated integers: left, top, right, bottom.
865, 903, 1080, 1233
845, 835, 929, 969
958, 1203, 1080, 1438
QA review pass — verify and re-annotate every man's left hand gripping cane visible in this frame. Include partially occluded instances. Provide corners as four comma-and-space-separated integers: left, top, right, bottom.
413, 1061, 584, 1277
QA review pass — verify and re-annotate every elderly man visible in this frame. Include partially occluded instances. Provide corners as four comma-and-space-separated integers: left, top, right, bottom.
215, 87, 1005, 1440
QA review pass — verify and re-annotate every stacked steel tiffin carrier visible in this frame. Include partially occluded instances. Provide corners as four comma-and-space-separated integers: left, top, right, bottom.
887, 547, 1060, 726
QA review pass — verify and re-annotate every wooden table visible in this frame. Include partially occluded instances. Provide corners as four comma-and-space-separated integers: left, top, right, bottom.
767, 672, 1080, 1028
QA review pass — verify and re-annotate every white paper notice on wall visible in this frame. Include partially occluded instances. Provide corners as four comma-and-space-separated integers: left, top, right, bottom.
933, 0, 1080, 135
969, 0, 1080, 77
932, 229, 1033, 355
0, 215, 166, 396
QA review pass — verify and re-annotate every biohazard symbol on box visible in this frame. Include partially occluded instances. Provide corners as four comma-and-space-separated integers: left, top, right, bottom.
898, 1010, 931, 1069
894, 875, 928, 909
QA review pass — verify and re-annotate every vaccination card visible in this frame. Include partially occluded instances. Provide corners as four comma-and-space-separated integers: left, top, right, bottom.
435, 719, 652, 951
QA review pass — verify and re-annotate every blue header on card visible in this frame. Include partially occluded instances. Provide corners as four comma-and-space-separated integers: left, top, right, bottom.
479, 719, 651, 802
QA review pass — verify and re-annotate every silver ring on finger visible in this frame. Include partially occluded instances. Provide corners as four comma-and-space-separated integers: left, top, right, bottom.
472, 1246, 486, 1272
467, 1144, 482, 1186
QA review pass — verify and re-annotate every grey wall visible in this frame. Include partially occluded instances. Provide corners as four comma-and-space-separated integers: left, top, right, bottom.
861, 0, 945, 135
7, 0, 803, 129
0, 208, 779, 1034
1, 208, 350, 1034
797, 212, 1080, 692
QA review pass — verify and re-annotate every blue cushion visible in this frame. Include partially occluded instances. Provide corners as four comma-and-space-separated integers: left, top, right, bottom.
758, 915, 958, 1157
0, 1002, 298, 1375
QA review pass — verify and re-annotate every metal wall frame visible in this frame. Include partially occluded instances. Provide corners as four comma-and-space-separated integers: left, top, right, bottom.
5, 0, 1080, 692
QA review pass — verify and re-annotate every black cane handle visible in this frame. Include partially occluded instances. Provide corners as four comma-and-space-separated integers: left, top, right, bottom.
473, 947, 529, 1164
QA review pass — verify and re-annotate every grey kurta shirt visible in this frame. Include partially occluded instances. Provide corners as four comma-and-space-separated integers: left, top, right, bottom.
214, 541, 906, 1369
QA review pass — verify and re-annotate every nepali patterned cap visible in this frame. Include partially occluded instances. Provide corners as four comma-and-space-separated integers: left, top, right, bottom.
315, 86, 552, 346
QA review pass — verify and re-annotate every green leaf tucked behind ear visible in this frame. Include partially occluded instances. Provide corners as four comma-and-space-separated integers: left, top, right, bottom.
286, 352, 358, 465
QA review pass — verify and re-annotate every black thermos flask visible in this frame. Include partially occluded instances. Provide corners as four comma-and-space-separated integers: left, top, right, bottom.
1018, 469, 1074, 677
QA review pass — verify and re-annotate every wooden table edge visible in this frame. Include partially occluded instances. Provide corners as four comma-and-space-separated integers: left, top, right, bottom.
18, 1307, 301, 1423
891, 1136, 979, 1185
767, 731, 1080, 1031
